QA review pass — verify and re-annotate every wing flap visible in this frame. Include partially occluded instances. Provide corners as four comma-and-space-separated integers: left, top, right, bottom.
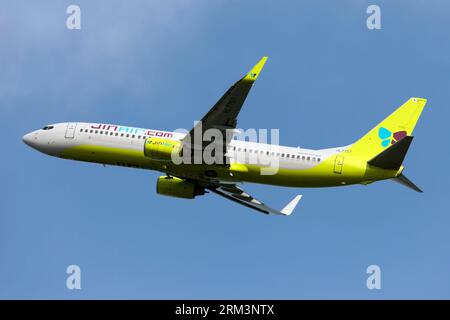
207, 184, 301, 216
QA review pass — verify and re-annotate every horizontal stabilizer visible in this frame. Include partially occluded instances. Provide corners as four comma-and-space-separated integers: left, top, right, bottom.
368, 136, 413, 170
392, 173, 423, 193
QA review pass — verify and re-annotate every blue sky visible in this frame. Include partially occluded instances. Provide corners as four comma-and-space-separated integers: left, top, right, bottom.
1, 0, 450, 299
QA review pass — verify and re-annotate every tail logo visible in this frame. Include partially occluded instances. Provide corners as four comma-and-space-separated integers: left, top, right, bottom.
378, 127, 407, 147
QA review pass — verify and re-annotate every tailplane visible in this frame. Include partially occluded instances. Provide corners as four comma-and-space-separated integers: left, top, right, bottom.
367, 135, 423, 192
367, 135, 413, 170
392, 173, 423, 193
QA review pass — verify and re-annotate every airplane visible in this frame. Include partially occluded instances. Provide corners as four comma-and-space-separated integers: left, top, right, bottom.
22, 57, 426, 216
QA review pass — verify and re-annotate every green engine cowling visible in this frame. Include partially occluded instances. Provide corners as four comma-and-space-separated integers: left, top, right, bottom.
156, 176, 205, 199
144, 137, 182, 161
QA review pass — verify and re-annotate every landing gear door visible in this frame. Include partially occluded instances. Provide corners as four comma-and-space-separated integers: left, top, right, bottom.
65, 123, 77, 139
333, 155, 344, 174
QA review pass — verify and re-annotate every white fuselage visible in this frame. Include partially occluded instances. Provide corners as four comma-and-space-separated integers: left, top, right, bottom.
23, 122, 355, 188
23, 122, 343, 167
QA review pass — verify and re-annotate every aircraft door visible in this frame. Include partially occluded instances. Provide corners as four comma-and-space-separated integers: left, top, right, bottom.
65, 123, 77, 139
333, 155, 344, 174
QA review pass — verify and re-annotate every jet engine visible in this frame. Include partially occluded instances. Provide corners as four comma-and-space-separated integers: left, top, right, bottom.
156, 176, 205, 199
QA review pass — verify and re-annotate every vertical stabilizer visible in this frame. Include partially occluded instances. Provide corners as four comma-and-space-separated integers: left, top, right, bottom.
350, 97, 427, 160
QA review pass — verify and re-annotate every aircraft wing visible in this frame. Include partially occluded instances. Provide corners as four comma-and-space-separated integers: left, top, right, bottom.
206, 183, 302, 216
182, 57, 268, 157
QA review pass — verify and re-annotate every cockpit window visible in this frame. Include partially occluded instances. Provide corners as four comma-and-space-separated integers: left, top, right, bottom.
42, 126, 54, 130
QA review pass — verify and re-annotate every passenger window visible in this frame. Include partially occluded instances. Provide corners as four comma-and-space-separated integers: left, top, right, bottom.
90, 130, 93, 133
307, 156, 310, 161
95, 130, 98, 134
126, 134, 130, 138
138, 135, 141, 139
121, 133, 124, 137
132, 135, 135, 138
302, 156, 305, 160
281, 154, 285, 157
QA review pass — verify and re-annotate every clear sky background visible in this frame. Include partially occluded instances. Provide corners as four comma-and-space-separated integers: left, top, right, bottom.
1, 0, 449, 299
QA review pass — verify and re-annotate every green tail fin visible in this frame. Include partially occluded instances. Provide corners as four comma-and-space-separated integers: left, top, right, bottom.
350, 97, 427, 160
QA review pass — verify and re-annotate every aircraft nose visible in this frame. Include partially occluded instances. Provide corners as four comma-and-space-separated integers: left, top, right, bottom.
22, 132, 38, 148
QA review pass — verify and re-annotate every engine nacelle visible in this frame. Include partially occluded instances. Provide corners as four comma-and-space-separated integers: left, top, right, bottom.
144, 137, 181, 161
156, 176, 205, 199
